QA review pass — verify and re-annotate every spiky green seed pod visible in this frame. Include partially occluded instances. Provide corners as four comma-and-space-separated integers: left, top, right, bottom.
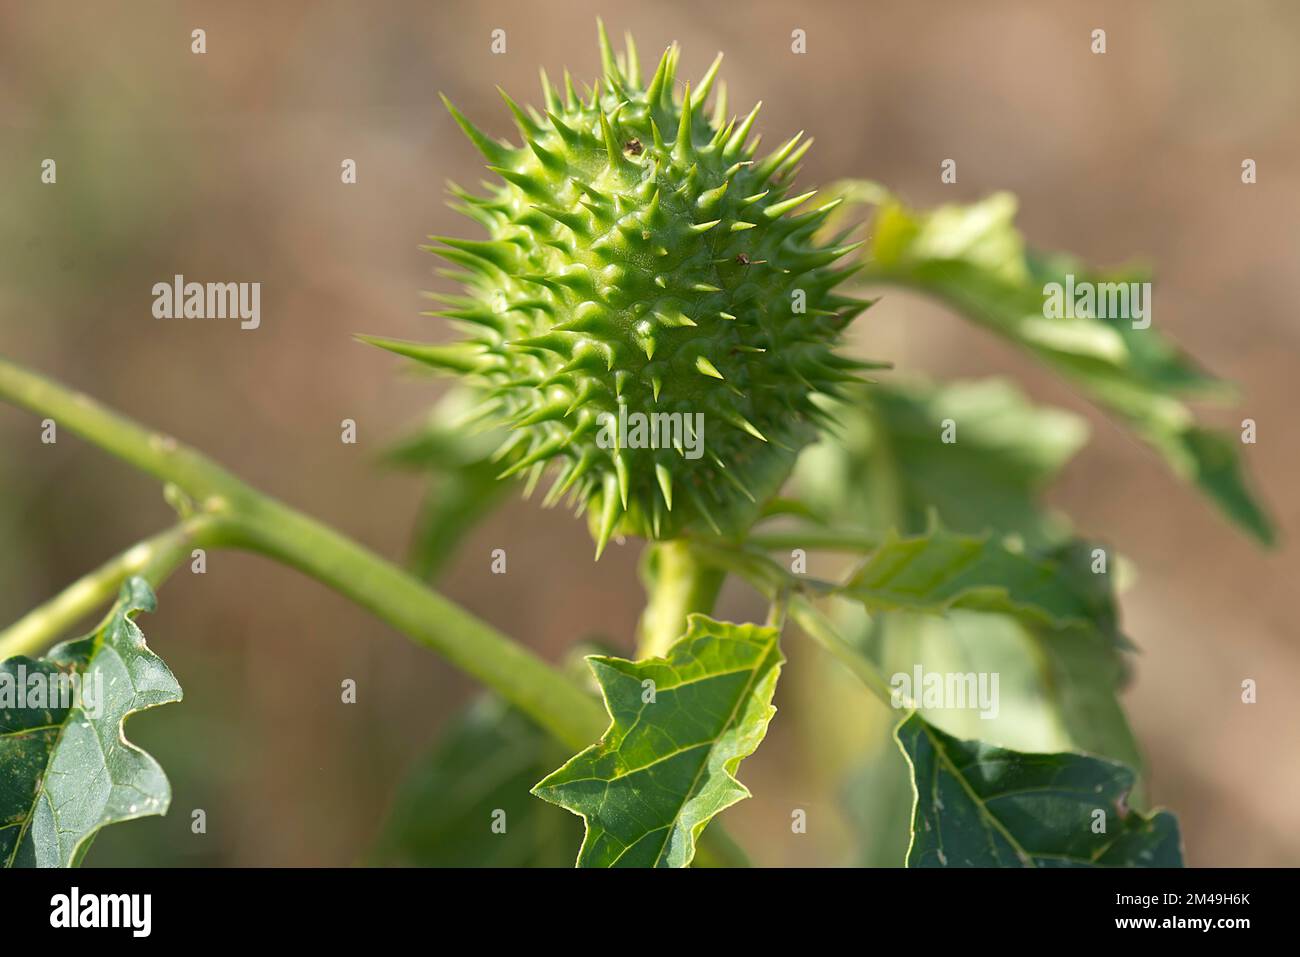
369, 23, 879, 556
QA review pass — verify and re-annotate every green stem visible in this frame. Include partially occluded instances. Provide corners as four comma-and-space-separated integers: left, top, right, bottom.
217, 503, 606, 750
0, 355, 752, 866
747, 525, 881, 553
688, 537, 895, 708
0, 356, 604, 752
0, 516, 226, 658
787, 596, 893, 708
636, 539, 726, 658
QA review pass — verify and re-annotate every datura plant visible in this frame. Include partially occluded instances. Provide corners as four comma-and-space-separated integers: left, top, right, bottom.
0, 23, 1274, 869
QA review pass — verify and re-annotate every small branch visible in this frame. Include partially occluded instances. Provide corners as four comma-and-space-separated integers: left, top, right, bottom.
787, 596, 893, 708
686, 538, 799, 593
0, 516, 224, 659
747, 525, 880, 553
688, 537, 895, 708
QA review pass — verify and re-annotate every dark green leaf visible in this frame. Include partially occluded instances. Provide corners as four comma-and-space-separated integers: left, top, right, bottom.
1, 577, 181, 868
895, 712, 1182, 867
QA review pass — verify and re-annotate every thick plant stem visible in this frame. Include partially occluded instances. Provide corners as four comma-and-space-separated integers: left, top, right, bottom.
0, 356, 605, 752
0, 516, 225, 659
217, 503, 607, 750
636, 539, 726, 658
0, 356, 752, 866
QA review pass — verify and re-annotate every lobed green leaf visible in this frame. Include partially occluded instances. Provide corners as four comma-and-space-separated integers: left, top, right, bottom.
837, 526, 1127, 648
844, 186, 1275, 545
532, 614, 782, 867
1, 577, 181, 867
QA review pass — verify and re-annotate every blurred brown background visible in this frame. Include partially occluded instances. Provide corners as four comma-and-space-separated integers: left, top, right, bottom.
0, 0, 1296, 866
